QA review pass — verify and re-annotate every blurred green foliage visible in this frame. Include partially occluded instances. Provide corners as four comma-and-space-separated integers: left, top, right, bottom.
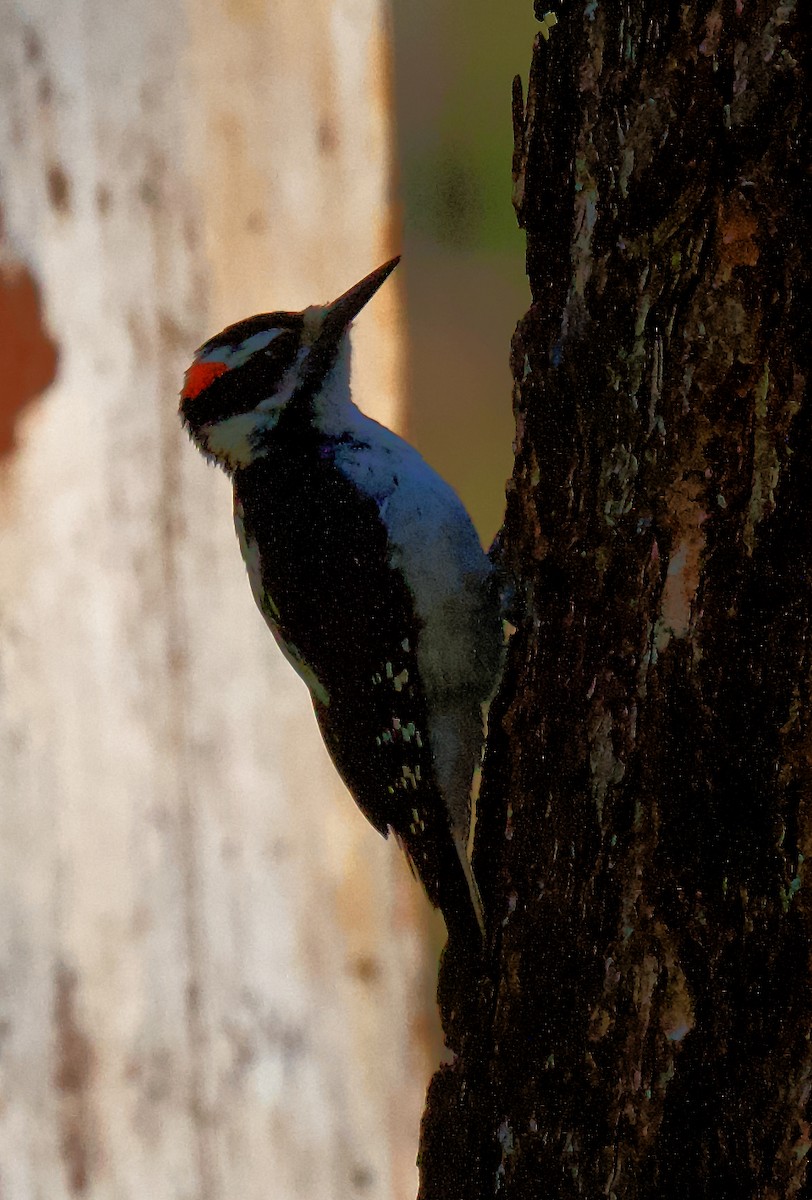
391, 1, 537, 541
393, 1, 537, 253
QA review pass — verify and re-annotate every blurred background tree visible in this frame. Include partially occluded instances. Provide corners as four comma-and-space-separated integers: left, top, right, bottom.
0, 1, 527, 1197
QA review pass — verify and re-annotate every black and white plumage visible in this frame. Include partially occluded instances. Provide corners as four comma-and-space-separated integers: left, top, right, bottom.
179, 258, 501, 940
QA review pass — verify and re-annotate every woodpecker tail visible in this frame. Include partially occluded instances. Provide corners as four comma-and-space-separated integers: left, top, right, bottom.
396, 826, 485, 945
452, 832, 486, 940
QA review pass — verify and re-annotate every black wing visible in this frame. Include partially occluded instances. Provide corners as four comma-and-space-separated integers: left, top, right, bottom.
235, 435, 480, 936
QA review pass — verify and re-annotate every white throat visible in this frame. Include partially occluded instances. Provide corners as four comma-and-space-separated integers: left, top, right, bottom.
307, 339, 358, 437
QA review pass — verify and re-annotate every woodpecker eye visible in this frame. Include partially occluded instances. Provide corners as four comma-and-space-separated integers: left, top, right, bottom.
225, 327, 290, 364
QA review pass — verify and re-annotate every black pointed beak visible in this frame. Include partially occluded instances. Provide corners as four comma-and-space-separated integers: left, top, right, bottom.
316, 256, 400, 345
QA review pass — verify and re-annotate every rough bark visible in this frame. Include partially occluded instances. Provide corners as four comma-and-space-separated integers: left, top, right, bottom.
421, 4, 811, 1198
0, 3, 427, 1198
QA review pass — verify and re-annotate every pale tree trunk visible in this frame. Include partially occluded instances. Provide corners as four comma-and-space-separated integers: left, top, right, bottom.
0, 3, 429, 1198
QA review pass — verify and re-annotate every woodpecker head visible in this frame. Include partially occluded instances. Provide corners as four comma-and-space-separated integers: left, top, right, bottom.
180, 256, 400, 471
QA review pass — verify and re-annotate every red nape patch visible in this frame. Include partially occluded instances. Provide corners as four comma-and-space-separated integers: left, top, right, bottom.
181, 359, 228, 402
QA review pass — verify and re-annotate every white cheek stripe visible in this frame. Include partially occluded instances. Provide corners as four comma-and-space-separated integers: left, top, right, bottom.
195, 341, 308, 470
257, 346, 310, 413
200, 412, 268, 469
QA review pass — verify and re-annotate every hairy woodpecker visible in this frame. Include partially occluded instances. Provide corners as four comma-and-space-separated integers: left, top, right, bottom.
179, 258, 501, 940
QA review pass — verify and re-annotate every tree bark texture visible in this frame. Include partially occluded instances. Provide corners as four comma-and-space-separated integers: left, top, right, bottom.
0, 3, 428, 1198
421, 4, 810, 1198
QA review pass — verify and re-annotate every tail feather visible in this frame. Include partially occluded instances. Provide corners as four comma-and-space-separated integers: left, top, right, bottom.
452, 831, 486, 940
395, 826, 485, 943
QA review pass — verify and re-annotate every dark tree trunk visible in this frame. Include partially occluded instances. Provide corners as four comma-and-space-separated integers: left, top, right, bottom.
420, 4, 811, 1198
